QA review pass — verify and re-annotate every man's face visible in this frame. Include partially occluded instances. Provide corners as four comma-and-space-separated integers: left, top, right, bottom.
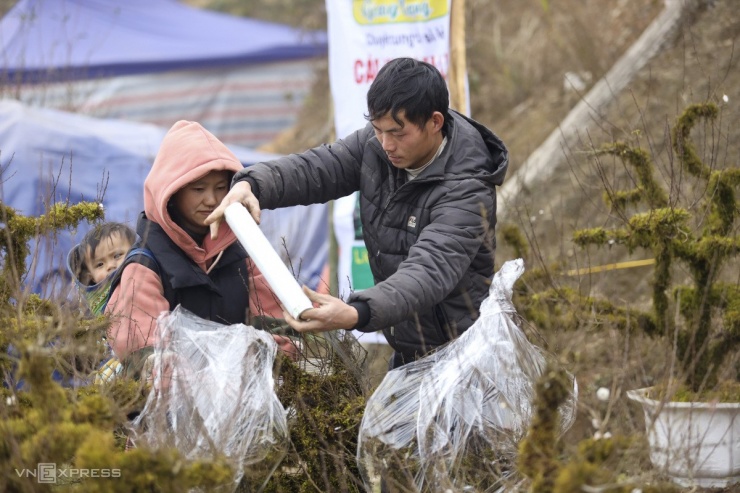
172, 170, 231, 235
85, 232, 132, 285
371, 110, 444, 170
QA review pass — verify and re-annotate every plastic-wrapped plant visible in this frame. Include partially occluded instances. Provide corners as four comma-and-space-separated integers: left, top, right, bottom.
0, 202, 243, 492
358, 259, 577, 492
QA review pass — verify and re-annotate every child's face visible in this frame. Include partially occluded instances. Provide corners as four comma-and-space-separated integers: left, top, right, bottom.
85, 232, 133, 284
171, 170, 230, 235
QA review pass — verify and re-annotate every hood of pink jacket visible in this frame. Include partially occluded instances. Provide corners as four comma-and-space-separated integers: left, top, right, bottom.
144, 120, 242, 270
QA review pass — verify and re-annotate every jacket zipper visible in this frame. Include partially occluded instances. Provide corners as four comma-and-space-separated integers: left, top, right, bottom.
369, 143, 443, 256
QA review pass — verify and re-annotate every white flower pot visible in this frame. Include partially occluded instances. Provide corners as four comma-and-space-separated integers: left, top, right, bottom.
627, 387, 740, 488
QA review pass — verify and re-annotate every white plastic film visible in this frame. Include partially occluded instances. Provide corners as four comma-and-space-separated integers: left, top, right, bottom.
224, 202, 313, 320
357, 259, 578, 492
134, 306, 289, 492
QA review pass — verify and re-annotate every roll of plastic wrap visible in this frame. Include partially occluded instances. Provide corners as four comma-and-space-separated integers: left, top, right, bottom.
224, 203, 313, 320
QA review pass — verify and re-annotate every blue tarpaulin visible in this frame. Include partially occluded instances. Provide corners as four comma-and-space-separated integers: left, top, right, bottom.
0, 0, 328, 83
0, 0, 330, 298
0, 100, 329, 297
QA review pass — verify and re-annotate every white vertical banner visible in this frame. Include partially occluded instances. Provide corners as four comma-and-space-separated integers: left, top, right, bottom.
327, 0, 453, 139
326, 0, 453, 344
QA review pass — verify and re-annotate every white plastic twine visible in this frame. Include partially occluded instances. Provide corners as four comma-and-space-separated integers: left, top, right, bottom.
224, 202, 313, 320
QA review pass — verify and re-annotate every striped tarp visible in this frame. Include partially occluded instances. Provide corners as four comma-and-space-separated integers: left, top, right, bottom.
11, 59, 322, 149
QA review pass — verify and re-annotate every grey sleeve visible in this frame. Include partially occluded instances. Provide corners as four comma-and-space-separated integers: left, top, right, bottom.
232, 127, 370, 209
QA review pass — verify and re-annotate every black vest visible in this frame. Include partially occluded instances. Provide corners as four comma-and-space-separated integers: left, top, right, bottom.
111, 213, 251, 326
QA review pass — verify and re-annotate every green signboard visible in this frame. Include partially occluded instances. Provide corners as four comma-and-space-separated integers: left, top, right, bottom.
351, 244, 374, 290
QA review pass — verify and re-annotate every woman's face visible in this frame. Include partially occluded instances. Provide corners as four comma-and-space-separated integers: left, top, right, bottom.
171, 170, 231, 235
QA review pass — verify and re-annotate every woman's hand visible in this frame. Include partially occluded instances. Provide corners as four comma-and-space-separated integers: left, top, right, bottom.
143, 350, 178, 393
205, 181, 261, 239
272, 334, 300, 361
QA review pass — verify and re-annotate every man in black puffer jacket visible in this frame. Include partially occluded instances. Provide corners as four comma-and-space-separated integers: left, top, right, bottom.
206, 57, 508, 369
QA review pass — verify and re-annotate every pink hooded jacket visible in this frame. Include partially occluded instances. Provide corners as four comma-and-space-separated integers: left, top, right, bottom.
105, 121, 282, 361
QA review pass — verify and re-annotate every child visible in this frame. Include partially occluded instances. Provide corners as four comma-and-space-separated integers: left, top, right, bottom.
67, 222, 137, 316
105, 120, 296, 381
67, 222, 137, 384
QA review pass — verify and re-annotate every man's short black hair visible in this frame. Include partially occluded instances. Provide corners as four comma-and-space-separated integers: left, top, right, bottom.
365, 57, 449, 129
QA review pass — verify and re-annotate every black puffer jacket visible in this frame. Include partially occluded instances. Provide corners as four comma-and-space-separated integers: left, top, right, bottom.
235, 110, 508, 361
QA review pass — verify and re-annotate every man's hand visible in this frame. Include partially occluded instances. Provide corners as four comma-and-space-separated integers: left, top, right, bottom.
205, 181, 261, 240
283, 286, 359, 333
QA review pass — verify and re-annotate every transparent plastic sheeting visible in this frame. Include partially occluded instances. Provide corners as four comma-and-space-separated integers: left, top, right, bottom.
134, 306, 289, 492
357, 259, 578, 492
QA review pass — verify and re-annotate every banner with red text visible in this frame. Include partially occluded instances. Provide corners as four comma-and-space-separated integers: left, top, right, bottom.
326, 0, 452, 139
326, 0, 452, 344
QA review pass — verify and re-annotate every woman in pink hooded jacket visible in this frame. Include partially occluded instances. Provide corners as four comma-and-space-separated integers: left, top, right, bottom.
105, 121, 294, 377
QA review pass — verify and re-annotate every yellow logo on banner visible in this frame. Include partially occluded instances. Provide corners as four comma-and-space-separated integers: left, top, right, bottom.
353, 0, 448, 25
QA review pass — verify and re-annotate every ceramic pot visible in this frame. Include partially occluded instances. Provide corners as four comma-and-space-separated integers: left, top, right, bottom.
627, 387, 739, 488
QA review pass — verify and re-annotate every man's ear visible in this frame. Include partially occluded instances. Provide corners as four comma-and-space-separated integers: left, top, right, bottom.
430, 111, 444, 132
